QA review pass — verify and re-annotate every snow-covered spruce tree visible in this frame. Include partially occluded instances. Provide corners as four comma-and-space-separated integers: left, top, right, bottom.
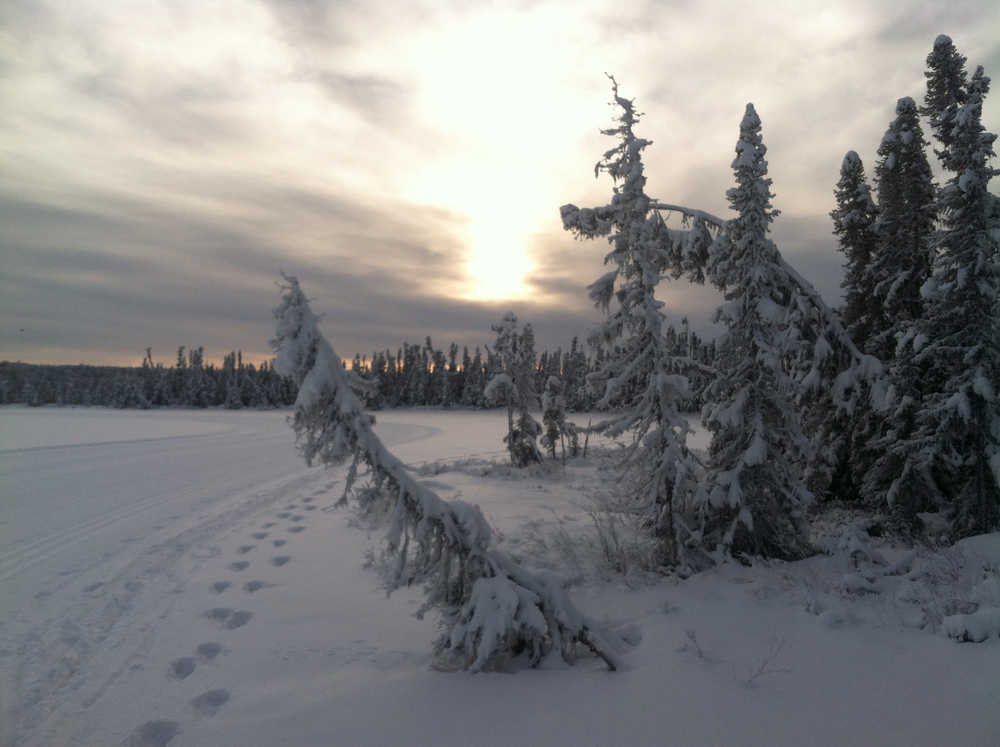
271, 275, 623, 671
825, 151, 881, 503
700, 104, 811, 561
831, 151, 880, 350
560, 77, 701, 567
866, 97, 937, 362
890, 65, 1000, 535
541, 376, 578, 461
854, 98, 938, 521
922, 34, 968, 160
562, 90, 885, 509
484, 313, 542, 467
513, 322, 543, 463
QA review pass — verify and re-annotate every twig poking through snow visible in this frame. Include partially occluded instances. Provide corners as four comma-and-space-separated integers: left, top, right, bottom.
741, 637, 791, 688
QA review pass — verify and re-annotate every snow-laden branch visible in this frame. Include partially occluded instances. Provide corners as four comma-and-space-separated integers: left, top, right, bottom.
649, 201, 729, 228
565, 196, 884, 410
650, 203, 873, 368
647, 201, 884, 405
272, 274, 625, 672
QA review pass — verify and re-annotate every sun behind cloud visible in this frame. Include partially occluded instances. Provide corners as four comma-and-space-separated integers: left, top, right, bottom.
463, 218, 534, 300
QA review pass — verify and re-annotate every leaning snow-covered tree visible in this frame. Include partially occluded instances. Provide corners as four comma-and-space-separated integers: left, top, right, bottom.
560, 77, 703, 567
271, 275, 625, 671
700, 104, 812, 560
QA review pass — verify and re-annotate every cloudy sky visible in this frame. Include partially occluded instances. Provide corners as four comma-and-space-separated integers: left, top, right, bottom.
2, 0, 998, 365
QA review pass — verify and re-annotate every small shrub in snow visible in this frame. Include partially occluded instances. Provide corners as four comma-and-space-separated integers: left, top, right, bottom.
587, 493, 662, 576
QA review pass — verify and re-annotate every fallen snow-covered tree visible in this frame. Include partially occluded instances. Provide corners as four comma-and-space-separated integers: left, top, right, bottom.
271, 274, 624, 671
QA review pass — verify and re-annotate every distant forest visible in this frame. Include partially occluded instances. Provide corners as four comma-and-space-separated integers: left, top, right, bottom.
0, 323, 717, 412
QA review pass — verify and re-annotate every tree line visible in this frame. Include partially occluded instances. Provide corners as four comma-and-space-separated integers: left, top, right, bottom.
1, 325, 717, 412
0, 348, 296, 409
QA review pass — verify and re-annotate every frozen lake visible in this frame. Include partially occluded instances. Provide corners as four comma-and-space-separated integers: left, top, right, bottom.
1, 406, 996, 747
0, 406, 472, 745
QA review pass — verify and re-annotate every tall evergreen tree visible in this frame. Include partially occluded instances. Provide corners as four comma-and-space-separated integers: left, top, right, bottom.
462, 346, 484, 407
701, 104, 811, 560
896, 64, 1000, 535
867, 97, 937, 361
831, 151, 880, 349
921, 34, 968, 159
561, 77, 699, 566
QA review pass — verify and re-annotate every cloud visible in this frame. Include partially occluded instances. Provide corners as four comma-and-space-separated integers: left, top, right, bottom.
0, 182, 477, 362
1, 0, 998, 367
304, 72, 410, 124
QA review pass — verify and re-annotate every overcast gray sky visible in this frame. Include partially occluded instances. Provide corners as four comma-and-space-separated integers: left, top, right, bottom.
1, 0, 998, 365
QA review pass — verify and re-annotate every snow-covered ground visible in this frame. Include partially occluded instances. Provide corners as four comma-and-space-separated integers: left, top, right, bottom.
1, 406, 997, 746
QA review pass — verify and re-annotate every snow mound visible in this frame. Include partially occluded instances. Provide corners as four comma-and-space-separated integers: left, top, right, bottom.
943, 607, 1000, 642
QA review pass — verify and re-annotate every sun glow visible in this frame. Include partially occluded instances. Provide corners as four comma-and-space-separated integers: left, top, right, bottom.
464, 220, 534, 300
390, 5, 598, 302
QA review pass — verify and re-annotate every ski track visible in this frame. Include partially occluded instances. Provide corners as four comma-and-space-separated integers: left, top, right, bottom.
0, 410, 446, 746
4, 468, 330, 746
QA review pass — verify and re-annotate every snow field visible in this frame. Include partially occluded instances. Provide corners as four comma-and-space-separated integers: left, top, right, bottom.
1, 407, 998, 746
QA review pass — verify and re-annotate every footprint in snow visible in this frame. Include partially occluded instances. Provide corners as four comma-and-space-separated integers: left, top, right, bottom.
168, 657, 196, 680
271, 555, 291, 567
226, 610, 253, 629
285, 504, 297, 510
228, 561, 249, 572
251, 532, 268, 540
191, 688, 230, 716
203, 608, 253, 629
83, 581, 104, 594
262, 522, 277, 528
305, 505, 317, 511
211, 581, 231, 594
288, 526, 305, 534
197, 642, 223, 660
302, 497, 314, 503
276, 512, 291, 519
237, 545, 255, 554
291, 515, 304, 522
122, 719, 180, 747
205, 607, 234, 622
243, 580, 270, 593
273, 539, 287, 547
